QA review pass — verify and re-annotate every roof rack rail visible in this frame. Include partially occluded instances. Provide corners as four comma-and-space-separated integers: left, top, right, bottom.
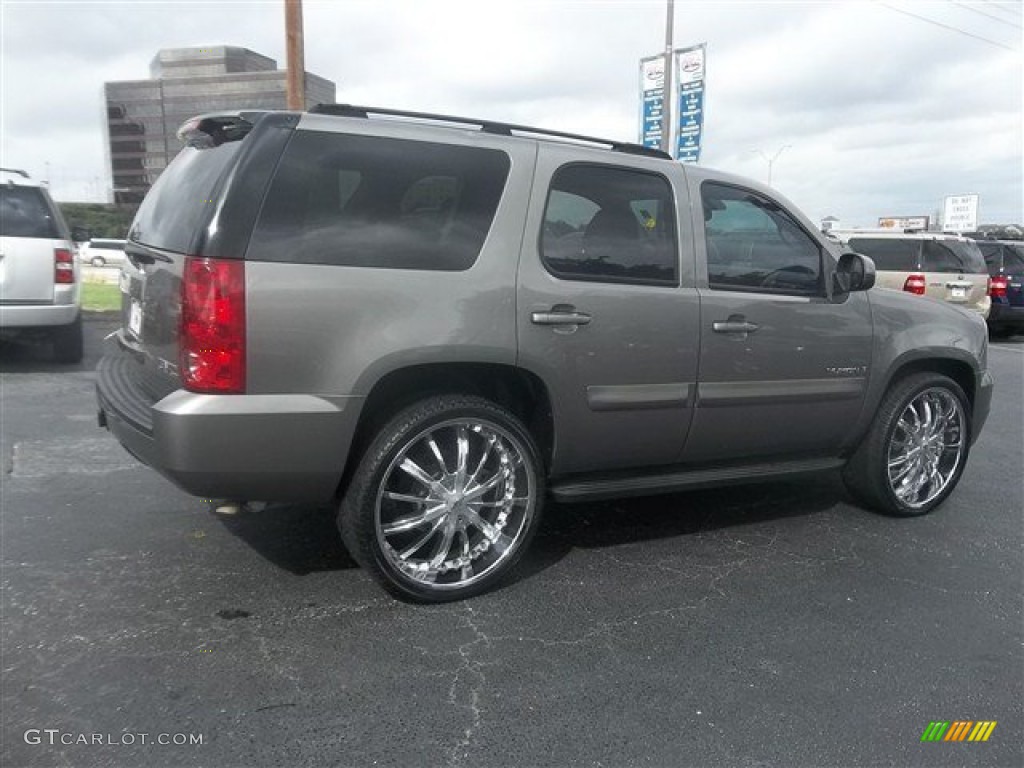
0, 168, 30, 178
309, 103, 672, 160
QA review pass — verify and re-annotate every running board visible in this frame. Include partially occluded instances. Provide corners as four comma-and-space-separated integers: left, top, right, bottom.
549, 457, 845, 503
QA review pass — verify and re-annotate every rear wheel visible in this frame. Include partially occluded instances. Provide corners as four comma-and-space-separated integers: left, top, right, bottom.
843, 372, 969, 516
338, 395, 544, 602
52, 315, 84, 364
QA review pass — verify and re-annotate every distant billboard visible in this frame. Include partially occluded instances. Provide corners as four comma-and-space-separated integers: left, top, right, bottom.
675, 44, 706, 164
943, 195, 979, 233
639, 55, 665, 151
878, 216, 929, 231
639, 43, 706, 162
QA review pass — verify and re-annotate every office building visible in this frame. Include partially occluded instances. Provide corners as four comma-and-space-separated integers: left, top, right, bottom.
104, 46, 335, 203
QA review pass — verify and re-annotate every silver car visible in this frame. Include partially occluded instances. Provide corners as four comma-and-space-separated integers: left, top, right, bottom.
97, 107, 993, 601
0, 168, 82, 362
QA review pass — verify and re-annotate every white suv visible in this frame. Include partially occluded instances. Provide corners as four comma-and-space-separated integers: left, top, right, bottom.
0, 168, 83, 362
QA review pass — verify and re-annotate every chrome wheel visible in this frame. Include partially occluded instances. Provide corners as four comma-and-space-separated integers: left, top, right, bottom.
886, 387, 965, 510
374, 418, 537, 591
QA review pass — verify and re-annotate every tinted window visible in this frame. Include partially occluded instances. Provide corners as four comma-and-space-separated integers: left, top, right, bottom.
130, 141, 242, 254
540, 165, 677, 285
702, 183, 821, 294
923, 240, 987, 274
1004, 245, 1024, 273
977, 242, 1003, 271
0, 186, 59, 239
848, 238, 920, 271
248, 132, 510, 271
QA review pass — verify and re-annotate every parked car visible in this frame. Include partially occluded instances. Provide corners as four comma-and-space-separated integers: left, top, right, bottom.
96, 106, 993, 601
79, 238, 128, 267
0, 167, 83, 363
826, 230, 991, 319
974, 240, 1024, 337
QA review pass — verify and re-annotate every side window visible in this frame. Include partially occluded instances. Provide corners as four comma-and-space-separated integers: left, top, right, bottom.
848, 238, 921, 272
248, 132, 510, 271
1004, 246, 1024, 272
702, 183, 822, 294
540, 165, 678, 285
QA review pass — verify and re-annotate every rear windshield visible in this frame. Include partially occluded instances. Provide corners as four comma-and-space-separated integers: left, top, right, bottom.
129, 142, 242, 254
848, 238, 920, 271
922, 239, 987, 274
0, 186, 60, 239
247, 131, 511, 271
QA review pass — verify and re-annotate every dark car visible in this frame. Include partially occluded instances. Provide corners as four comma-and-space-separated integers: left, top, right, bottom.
976, 240, 1024, 337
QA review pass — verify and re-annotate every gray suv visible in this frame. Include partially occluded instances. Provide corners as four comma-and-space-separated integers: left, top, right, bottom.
97, 106, 993, 601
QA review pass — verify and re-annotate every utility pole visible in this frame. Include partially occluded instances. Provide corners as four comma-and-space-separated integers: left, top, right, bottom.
285, 0, 306, 110
752, 145, 791, 186
660, 0, 675, 156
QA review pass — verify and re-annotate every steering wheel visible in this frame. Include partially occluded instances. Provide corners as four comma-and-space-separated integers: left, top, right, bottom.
760, 264, 816, 289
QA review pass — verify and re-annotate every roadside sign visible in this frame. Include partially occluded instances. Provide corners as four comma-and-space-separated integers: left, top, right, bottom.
943, 195, 979, 232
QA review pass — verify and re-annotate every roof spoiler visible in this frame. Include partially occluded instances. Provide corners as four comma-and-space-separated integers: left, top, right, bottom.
177, 112, 267, 148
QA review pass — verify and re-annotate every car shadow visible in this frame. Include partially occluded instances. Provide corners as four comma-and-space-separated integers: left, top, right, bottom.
217, 473, 848, 585
0, 314, 118, 374
510, 472, 849, 588
215, 502, 359, 575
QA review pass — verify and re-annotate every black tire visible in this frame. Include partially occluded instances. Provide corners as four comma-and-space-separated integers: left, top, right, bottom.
338, 395, 545, 602
52, 315, 84, 364
843, 372, 970, 517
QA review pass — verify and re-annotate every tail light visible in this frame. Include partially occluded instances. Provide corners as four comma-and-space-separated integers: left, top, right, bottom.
903, 273, 926, 296
54, 248, 74, 284
180, 256, 246, 393
989, 276, 1008, 299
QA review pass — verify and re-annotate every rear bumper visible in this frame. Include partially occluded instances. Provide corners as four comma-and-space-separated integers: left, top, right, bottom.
0, 301, 79, 329
96, 353, 362, 502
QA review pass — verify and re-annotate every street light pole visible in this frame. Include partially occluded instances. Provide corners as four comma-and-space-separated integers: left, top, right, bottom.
660, 0, 675, 156
285, 0, 306, 110
752, 144, 792, 185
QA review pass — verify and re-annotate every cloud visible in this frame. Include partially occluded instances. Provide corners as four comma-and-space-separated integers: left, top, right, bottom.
0, 0, 1020, 225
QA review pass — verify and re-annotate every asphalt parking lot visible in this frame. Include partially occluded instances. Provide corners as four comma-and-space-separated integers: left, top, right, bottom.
2, 315, 1022, 768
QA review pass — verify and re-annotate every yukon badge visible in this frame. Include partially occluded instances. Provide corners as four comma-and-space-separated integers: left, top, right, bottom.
826, 365, 868, 376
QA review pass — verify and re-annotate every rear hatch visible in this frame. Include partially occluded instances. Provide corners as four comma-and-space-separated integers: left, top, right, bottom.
0, 183, 67, 303
919, 238, 989, 312
116, 111, 296, 406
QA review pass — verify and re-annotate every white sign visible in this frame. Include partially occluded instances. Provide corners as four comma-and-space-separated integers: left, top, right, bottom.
943, 194, 979, 233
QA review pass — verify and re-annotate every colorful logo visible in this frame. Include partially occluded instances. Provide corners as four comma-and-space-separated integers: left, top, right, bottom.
921, 721, 997, 742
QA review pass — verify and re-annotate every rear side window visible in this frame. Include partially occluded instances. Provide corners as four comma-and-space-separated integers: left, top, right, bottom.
0, 186, 59, 239
923, 240, 987, 274
977, 242, 1003, 271
247, 132, 511, 271
1004, 245, 1024, 273
130, 142, 242, 254
848, 238, 920, 271
540, 165, 678, 285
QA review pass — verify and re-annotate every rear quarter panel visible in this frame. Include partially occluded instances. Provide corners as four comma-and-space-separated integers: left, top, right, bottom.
244, 128, 538, 399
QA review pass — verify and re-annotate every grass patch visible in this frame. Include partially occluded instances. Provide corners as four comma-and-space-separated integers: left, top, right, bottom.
81, 282, 121, 313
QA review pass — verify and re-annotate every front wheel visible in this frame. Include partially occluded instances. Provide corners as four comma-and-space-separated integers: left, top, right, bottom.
338, 395, 544, 602
843, 373, 970, 517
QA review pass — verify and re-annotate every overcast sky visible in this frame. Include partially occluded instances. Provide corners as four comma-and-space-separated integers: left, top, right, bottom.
1, 0, 1021, 227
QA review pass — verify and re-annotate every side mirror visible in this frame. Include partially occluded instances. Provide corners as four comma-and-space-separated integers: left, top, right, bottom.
833, 251, 876, 295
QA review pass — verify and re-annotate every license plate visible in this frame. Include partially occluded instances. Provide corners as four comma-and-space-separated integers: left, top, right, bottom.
951, 286, 967, 299
128, 300, 142, 336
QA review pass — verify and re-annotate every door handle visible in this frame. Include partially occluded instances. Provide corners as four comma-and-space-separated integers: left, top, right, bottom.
531, 308, 592, 326
713, 319, 759, 334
